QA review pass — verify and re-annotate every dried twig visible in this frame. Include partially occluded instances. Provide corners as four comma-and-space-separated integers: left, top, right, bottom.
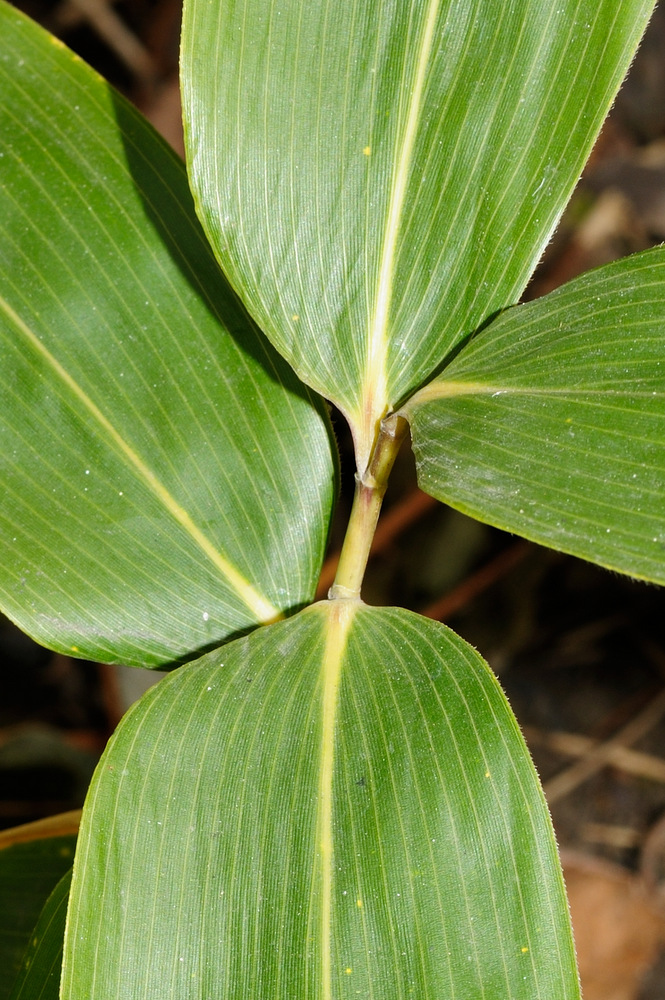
526, 726, 665, 784
581, 822, 642, 849
55, 0, 156, 82
421, 540, 529, 621
544, 686, 665, 804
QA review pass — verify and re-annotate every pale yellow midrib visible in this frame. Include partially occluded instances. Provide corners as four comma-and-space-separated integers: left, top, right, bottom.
405, 378, 660, 408
319, 599, 358, 1000
1, 295, 279, 622
365, 0, 441, 439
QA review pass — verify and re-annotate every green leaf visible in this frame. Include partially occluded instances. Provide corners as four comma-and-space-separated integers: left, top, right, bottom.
181, 0, 655, 467
8, 870, 71, 1000
405, 246, 665, 583
0, 2, 336, 668
61, 603, 579, 999
0, 836, 75, 1000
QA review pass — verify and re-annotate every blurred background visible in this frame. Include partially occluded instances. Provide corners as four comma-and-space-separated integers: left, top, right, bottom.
2, 3, 665, 997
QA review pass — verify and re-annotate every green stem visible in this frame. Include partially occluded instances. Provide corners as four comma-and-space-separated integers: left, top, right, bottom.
329, 413, 408, 600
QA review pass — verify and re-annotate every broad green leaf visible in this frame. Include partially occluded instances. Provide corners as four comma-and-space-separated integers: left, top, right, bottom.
0, 836, 75, 999
405, 247, 665, 583
181, 0, 655, 468
0, 3, 336, 667
8, 870, 71, 1000
62, 603, 579, 999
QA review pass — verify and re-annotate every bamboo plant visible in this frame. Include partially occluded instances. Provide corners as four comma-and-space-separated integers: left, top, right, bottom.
0, 0, 663, 996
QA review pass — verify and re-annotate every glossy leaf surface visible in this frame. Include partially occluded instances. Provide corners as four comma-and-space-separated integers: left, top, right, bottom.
0, 3, 335, 667
0, 836, 75, 1000
182, 0, 655, 466
406, 247, 665, 583
62, 603, 579, 999
8, 871, 70, 1000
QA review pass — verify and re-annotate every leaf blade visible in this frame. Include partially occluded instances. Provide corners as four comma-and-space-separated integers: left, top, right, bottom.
182, 0, 655, 465
0, 3, 336, 666
0, 836, 75, 1000
8, 870, 71, 1000
62, 605, 579, 998
406, 246, 665, 582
